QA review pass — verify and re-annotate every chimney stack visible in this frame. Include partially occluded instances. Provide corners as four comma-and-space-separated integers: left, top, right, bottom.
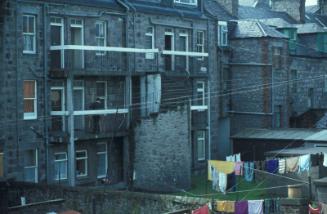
270, 0, 306, 23
215, 0, 239, 17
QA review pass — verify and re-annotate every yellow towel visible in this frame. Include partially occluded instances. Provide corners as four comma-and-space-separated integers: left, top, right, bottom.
216, 201, 235, 213
208, 160, 235, 180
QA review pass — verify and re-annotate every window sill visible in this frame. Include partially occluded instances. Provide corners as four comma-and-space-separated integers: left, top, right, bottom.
23, 51, 36, 54
24, 115, 37, 120
191, 106, 208, 111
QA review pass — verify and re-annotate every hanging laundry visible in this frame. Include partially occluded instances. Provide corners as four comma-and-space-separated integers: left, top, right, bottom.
192, 205, 209, 214
321, 203, 327, 214
298, 154, 311, 173
309, 203, 321, 214
208, 160, 235, 180
212, 167, 219, 191
235, 201, 248, 214
265, 159, 279, 174
286, 157, 299, 173
236, 153, 241, 162
244, 162, 254, 182
227, 173, 236, 192
323, 153, 327, 167
248, 200, 264, 214
226, 155, 233, 162
264, 199, 280, 214
219, 172, 227, 193
216, 201, 235, 213
235, 162, 244, 176
278, 159, 286, 174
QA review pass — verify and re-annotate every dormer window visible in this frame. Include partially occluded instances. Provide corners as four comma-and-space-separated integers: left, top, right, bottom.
218, 21, 228, 47
174, 0, 197, 6
280, 28, 297, 54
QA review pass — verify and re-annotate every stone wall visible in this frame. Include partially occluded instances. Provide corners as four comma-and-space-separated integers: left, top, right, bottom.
271, 0, 305, 23
133, 106, 192, 192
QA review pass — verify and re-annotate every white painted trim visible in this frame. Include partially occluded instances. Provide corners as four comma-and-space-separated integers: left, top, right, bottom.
190, 106, 208, 111
76, 150, 88, 177
50, 17, 65, 68
96, 142, 108, 179
23, 14, 36, 54
50, 109, 129, 116
54, 152, 68, 181
50, 45, 159, 54
179, 33, 189, 72
162, 50, 208, 57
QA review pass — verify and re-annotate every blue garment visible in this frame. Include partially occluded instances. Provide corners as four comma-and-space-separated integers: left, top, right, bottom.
244, 162, 254, 182
265, 159, 279, 174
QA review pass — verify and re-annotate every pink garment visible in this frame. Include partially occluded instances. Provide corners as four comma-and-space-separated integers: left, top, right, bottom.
234, 162, 244, 176
192, 205, 209, 214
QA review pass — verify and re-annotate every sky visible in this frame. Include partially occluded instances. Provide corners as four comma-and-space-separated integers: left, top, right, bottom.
306, 0, 318, 6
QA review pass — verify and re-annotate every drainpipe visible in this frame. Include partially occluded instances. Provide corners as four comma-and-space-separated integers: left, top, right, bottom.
43, 3, 50, 184
207, 19, 211, 161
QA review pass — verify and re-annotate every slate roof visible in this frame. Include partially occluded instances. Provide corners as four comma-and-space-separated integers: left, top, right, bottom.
258, 18, 293, 28
231, 20, 288, 39
306, 13, 327, 27
127, 0, 204, 19
232, 128, 320, 140
204, 0, 236, 20
238, 6, 297, 24
41, 0, 123, 10
306, 5, 320, 14
295, 23, 327, 34
239, 0, 257, 7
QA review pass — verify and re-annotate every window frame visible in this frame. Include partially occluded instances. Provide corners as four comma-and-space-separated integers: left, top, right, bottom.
196, 131, 206, 161
196, 31, 205, 61
54, 152, 68, 180
76, 150, 88, 177
174, 0, 197, 6
96, 81, 107, 109
96, 143, 108, 179
24, 80, 37, 120
23, 14, 36, 54
95, 20, 107, 56
50, 16, 65, 68
218, 21, 228, 47
179, 32, 189, 72
145, 26, 155, 59
196, 81, 206, 106
23, 149, 38, 183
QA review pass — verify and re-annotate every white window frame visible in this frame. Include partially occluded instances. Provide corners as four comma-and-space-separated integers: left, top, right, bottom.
179, 33, 189, 72
218, 21, 228, 47
95, 21, 107, 56
23, 14, 36, 54
196, 131, 206, 161
70, 19, 85, 69
76, 150, 88, 177
23, 149, 38, 183
96, 81, 107, 109
164, 30, 175, 71
196, 81, 205, 106
96, 143, 108, 178
24, 80, 37, 120
145, 27, 155, 59
174, 0, 197, 6
54, 152, 68, 180
196, 31, 205, 61
50, 17, 65, 68
51, 87, 66, 131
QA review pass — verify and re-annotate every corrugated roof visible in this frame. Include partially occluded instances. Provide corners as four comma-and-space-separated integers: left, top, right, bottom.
231, 20, 288, 39
232, 128, 320, 140
238, 6, 297, 24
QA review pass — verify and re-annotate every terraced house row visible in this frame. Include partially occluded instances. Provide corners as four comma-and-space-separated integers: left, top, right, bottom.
1, 0, 327, 192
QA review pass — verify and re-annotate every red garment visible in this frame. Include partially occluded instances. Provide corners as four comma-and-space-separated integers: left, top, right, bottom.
309, 204, 321, 214
192, 205, 209, 214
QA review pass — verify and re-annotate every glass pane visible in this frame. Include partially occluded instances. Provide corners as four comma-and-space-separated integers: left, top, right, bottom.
23, 16, 28, 33
96, 82, 106, 97
76, 159, 86, 176
97, 143, 106, 152
145, 36, 152, 49
24, 100, 34, 113
23, 35, 34, 52
97, 153, 106, 177
51, 90, 63, 111
24, 167, 36, 182
24, 150, 36, 166
76, 151, 86, 158
55, 161, 67, 179
51, 26, 61, 46
29, 16, 35, 33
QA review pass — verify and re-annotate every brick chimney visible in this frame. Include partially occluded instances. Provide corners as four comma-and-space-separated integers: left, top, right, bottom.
319, 0, 327, 15
215, 0, 239, 17
270, 0, 306, 23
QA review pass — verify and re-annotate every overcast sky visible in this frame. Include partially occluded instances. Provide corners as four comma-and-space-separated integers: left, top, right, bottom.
306, 0, 317, 5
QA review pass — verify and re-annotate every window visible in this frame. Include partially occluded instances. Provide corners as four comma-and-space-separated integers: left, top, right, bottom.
178, 33, 189, 72
195, 81, 206, 106
274, 105, 282, 128
145, 27, 155, 59
50, 17, 64, 69
174, 0, 197, 5
95, 21, 106, 55
23, 149, 38, 183
54, 152, 67, 180
164, 30, 174, 71
273, 47, 282, 69
23, 15, 36, 53
24, 80, 37, 120
317, 33, 327, 53
196, 131, 206, 161
282, 28, 297, 54
76, 150, 88, 177
0, 152, 3, 177
218, 21, 228, 47
96, 81, 107, 109
97, 143, 108, 178
196, 31, 205, 60
51, 87, 65, 131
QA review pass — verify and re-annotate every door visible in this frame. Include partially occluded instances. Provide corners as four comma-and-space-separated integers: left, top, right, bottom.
164, 32, 174, 71
74, 88, 84, 131
70, 20, 84, 69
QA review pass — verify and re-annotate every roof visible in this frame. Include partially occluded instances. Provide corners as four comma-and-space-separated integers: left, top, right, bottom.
265, 146, 327, 156
128, 0, 204, 19
239, 0, 257, 7
204, 0, 235, 20
232, 128, 320, 140
238, 5, 297, 24
305, 130, 327, 142
41, 0, 123, 10
259, 18, 293, 28
294, 23, 327, 34
306, 5, 320, 14
231, 20, 288, 39
306, 13, 327, 28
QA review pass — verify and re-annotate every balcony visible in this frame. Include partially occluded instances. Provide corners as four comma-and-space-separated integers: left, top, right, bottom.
50, 109, 129, 142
